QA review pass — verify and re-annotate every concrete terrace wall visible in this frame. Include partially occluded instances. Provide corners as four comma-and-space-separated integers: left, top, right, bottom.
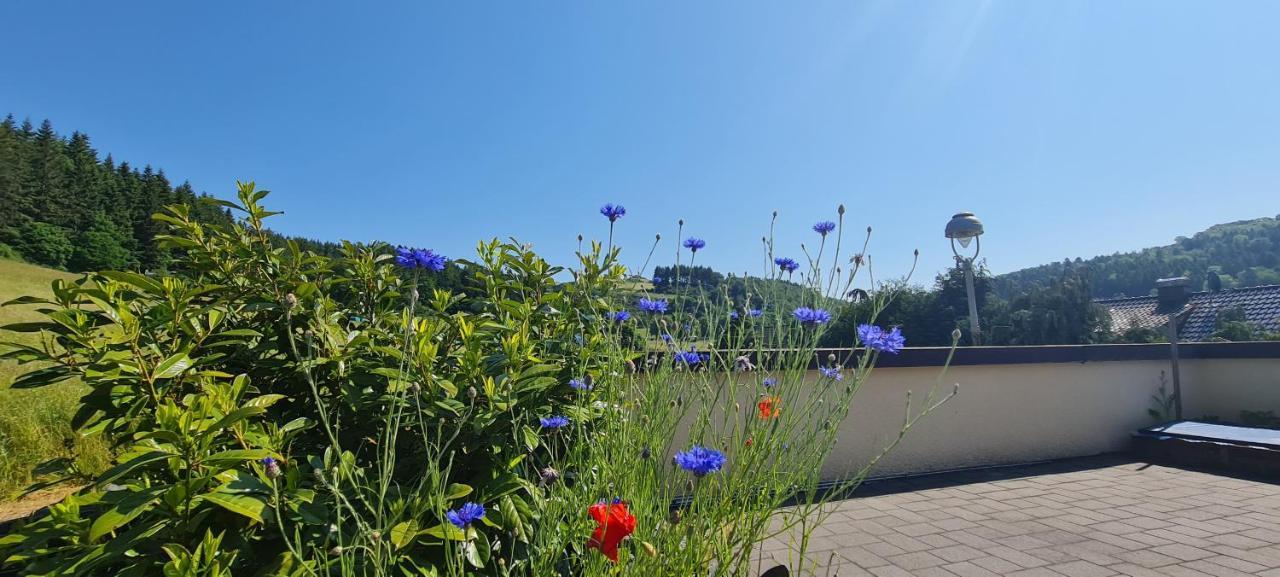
789, 342, 1280, 480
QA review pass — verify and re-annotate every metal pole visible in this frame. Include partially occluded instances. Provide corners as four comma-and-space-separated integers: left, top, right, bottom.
1166, 315, 1184, 420
963, 257, 982, 346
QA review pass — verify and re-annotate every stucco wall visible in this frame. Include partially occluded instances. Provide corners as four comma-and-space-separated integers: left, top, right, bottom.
1179, 359, 1280, 420
811, 355, 1280, 480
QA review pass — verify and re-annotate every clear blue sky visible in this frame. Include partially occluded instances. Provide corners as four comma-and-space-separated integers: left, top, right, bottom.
4, 1, 1278, 285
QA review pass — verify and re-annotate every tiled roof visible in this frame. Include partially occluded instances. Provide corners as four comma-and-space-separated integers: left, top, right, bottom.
1096, 284, 1280, 341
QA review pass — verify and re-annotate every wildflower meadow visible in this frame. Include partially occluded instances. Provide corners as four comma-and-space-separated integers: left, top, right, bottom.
0, 182, 956, 576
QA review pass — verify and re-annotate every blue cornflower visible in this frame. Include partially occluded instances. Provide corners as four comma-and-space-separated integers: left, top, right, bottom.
858, 325, 906, 354
395, 246, 416, 268
683, 237, 706, 252
540, 415, 570, 429
413, 249, 447, 272
610, 311, 631, 323
569, 378, 592, 391
395, 246, 447, 271
446, 502, 486, 529
638, 298, 669, 313
813, 221, 837, 236
774, 257, 800, 273
673, 348, 703, 366
763, 377, 778, 388
600, 204, 626, 222
729, 311, 739, 320
793, 307, 832, 326
674, 445, 727, 477
652, 275, 662, 284
661, 333, 673, 343
748, 308, 763, 318
819, 366, 844, 381
261, 456, 281, 479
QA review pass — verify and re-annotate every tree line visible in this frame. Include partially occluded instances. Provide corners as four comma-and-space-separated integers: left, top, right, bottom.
0, 116, 355, 272
993, 216, 1280, 298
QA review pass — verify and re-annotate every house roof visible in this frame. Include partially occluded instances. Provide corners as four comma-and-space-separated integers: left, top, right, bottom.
1096, 284, 1280, 341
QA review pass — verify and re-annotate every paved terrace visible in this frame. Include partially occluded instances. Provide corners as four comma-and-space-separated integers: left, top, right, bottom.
758, 456, 1280, 576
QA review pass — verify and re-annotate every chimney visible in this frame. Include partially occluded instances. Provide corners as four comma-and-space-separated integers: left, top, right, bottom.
1155, 277, 1189, 312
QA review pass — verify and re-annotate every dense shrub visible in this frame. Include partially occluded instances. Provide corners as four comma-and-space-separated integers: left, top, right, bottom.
0, 186, 951, 576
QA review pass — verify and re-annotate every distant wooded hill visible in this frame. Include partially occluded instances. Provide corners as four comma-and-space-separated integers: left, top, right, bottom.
993, 216, 1280, 299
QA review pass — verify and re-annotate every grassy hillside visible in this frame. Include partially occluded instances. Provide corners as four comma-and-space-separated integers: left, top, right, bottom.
0, 259, 109, 498
994, 216, 1280, 298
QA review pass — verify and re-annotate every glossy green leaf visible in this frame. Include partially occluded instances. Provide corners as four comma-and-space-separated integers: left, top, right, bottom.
200, 492, 266, 524
88, 488, 164, 542
389, 520, 418, 550
152, 353, 192, 379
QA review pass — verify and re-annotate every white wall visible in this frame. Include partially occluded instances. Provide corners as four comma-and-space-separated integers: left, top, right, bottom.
814, 356, 1280, 479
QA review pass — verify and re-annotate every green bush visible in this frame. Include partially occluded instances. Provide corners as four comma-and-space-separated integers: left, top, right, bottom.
0, 185, 949, 576
0, 243, 21, 262
18, 222, 74, 269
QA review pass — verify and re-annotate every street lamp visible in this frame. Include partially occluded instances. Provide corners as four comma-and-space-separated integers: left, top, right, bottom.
945, 212, 984, 345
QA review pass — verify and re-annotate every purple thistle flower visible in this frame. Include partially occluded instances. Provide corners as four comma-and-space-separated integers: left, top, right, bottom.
819, 366, 844, 381
748, 308, 763, 318
793, 307, 832, 326
610, 311, 631, 323
674, 445, 727, 477
683, 237, 706, 252
813, 221, 837, 236
540, 415, 570, 429
569, 378, 592, 391
763, 377, 778, 388
638, 298, 669, 313
774, 257, 800, 273
600, 204, 626, 222
857, 325, 906, 354
446, 502, 486, 529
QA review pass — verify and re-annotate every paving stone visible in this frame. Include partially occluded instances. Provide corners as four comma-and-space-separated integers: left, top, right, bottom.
756, 457, 1280, 576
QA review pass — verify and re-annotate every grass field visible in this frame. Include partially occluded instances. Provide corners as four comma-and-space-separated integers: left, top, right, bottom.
0, 259, 110, 499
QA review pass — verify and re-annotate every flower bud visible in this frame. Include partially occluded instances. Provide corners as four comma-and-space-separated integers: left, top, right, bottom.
284, 293, 298, 309
540, 467, 561, 484
838, 204, 845, 215
827, 353, 837, 364
655, 233, 661, 240
370, 531, 381, 542
467, 386, 477, 400
329, 546, 343, 557
951, 328, 963, 342
263, 457, 282, 480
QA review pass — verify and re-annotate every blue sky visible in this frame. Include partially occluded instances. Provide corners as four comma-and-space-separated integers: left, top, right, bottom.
4, 1, 1278, 285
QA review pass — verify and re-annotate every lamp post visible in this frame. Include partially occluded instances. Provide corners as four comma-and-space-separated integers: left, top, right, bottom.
945, 212, 984, 346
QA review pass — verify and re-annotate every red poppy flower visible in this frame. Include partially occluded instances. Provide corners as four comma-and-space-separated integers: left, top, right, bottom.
757, 396, 781, 420
587, 500, 637, 562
